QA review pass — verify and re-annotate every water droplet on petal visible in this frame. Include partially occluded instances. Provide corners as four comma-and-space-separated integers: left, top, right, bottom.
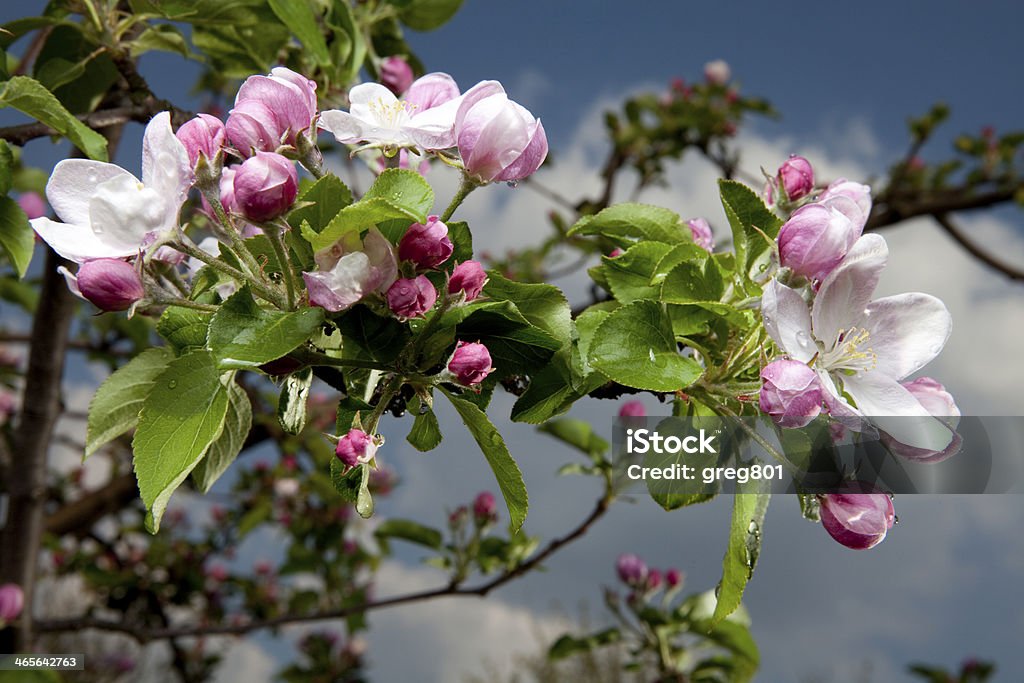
892, 515, 900, 525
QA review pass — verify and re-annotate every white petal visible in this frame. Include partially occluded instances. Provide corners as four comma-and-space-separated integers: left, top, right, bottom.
812, 233, 888, 348
863, 293, 952, 380
819, 370, 878, 436
30, 217, 133, 262
56, 265, 84, 300
89, 176, 166, 253
406, 97, 461, 150
760, 280, 815, 362
348, 83, 398, 109
141, 111, 192, 218
362, 228, 398, 292
453, 80, 506, 132
844, 372, 954, 452
45, 159, 136, 226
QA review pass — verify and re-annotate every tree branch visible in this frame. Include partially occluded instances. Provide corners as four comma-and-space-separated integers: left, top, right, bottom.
0, 101, 193, 147
35, 493, 613, 643
931, 213, 1024, 282
866, 183, 1024, 231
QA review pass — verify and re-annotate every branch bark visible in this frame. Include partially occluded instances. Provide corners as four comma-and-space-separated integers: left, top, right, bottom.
35, 494, 613, 643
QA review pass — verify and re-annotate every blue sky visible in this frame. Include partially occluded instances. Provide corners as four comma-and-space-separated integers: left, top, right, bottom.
3, 1, 1024, 681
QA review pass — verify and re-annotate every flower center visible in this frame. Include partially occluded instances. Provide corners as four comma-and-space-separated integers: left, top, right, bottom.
819, 327, 877, 375
368, 98, 413, 130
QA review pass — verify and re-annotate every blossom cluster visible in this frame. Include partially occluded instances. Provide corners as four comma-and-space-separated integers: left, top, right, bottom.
757, 157, 958, 549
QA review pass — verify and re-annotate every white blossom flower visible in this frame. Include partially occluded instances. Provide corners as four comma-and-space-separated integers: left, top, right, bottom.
30, 112, 191, 263
761, 234, 954, 451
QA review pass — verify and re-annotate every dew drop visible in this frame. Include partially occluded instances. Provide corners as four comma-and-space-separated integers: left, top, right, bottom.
168, 380, 177, 389
747, 520, 759, 535
892, 515, 899, 525
648, 348, 656, 362
506, 180, 519, 189
795, 330, 812, 349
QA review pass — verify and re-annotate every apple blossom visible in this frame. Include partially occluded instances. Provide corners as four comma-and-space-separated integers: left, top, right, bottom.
819, 487, 895, 550
777, 195, 864, 282
448, 260, 487, 300
818, 178, 872, 221
30, 112, 191, 263
618, 401, 646, 418
448, 341, 494, 386
686, 217, 715, 251
303, 228, 398, 312
319, 73, 462, 154
176, 113, 226, 167
67, 258, 146, 312
398, 215, 453, 268
455, 81, 548, 182
615, 553, 648, 586
0, 583, 24, 625
761, 234, 954, 452
17, 191, 46, 219
335, 428, 377, 468
880, 377, 962, 462
704, 59, 731, 84
226, 67, 317, 155
231, 151, 298, 222
386, 275, 437, 318
472, 491, 498, 525
777, 155, 814, 201
759, 359, 824, 428
380, 56, 414, 95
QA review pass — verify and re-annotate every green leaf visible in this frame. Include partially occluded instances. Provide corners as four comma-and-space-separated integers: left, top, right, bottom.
129, 24, 193, 58
335, 305, 410, 364
440, 388, 528, 532
330, 458, 362, 502
157, 306, 212, 353
0, 76, 108, 161
407, 401, 442, 451
659, 258, 724, 304
278, 367, 313, 435
588, 300, 703, 391
133, 351, 230, 533
567, 203, 683, 243
207, 285, 324, 369
0, 195, 34, 278
86, 347, 173, 459
538, 418, 608, 459
548, 628, 622, 660
483, 273, 572, 349
0, 140, 13, 195
269, 0, 331, 65
375, 518, 443, 550
192, 380, 252, 493
718, 179, 781, 280
307, 169, 433, 252
398, 0, 464, 31
602, 241, 674, 303
288, 174, 353, 233
328, 0, 365, 84
712, 482, 770, 625
356, 462, 374, 517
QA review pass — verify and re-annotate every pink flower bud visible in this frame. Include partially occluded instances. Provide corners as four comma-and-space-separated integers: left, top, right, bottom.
456, 83, 548, 182
0, 583, 24, 624
818, 179, 872, 223
176, 114, 226, 167
777, 155, 814, 201
448, 260, 487, 300
777, 196, 863, 282
704, 59, 731, 85
449, 505, 469, 527
232, 152, 298, 222
472, 491, 498, 524
448, 341, 494, 386
386, 275, 437, 318
665, 568, 683, 589
686, 217, 715, 251
398, 215, 453, 268
647, 569, 662, 590
819, 486, 895, 550
76, 258, 145, 312
17, 191, 47, 219
615, 553, 648, 586
608, 248, 624, 258
205, 563, 229, 582
227, 67, 317, 155
335, 428, 377, 468
760, 359, 823, 428
380, 56, 414, 95
618, 401, 645, 418
880, 378, 962, 462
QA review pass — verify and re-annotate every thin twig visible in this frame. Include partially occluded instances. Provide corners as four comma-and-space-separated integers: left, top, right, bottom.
932, 213, 1024, 282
